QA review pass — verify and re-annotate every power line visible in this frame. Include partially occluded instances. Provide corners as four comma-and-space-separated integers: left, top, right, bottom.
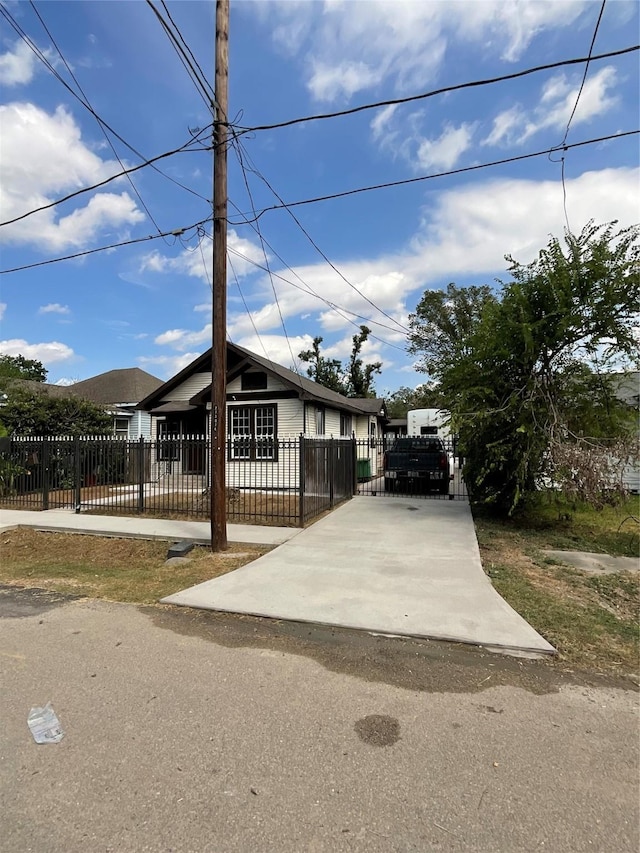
0, 134, 212, 229
559, 0, 607, 233
0, 217, 213, 275
29, 0, 165, 240
226, 245, 408, 352
233, 137, 411, 335
231, 44, 639, 136
145, 0, 215, 113
233, 141, 303, 379
227, 198, 408, 344
159, 0, 215, 104
227, 253, 274, 363
229, 130, 639, 220
563, 1, 607, 145
0, 3, 211, 205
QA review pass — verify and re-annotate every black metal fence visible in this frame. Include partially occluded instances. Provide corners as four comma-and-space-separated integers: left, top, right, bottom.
354, 437, 468, 501
0, 435, 357, 527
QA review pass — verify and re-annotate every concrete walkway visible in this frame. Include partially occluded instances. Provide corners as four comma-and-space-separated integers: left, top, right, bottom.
162, 497, 556, 656
0, 508, 299, 547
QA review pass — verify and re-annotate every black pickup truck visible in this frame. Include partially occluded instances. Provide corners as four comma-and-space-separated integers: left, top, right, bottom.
383, 437, 451, 494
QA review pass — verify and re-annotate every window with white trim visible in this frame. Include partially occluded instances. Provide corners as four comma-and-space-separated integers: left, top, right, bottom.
229, 405, 277, 460
114, 417, 129, 438
316, 407, 325, 435
340, 413, 352, 437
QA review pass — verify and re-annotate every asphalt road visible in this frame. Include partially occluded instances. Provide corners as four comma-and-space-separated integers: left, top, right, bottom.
1, 586, 638, 853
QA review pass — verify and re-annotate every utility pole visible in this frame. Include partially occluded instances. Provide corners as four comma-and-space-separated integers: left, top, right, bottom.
211, 0, 229, 551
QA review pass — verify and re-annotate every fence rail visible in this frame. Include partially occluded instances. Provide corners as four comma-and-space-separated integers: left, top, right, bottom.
0, 435, 357, 527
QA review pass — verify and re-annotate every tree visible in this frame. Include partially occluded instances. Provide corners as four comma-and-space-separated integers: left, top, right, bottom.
0, 387, 112, 436
299, 325, 382, 397
298, 337, 347, 395
384, 384, 445, 418
0, 354, 48, 386
408, 222, 639, 514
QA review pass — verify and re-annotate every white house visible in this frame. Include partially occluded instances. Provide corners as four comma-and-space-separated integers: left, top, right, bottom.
138, 343, 387, 486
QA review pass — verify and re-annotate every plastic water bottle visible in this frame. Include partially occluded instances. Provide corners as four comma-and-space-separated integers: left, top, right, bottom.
27, 702, 64, 744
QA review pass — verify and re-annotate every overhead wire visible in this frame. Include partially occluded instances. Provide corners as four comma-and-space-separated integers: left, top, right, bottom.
227, 253, 274, 363
0, 217, 213, 275
145, 0, 215, 113
226, 245, 408, 352
233, 136, 411, 336
29, 0, 167, 241
0, 3, 211, 205
231, 44, 639, 136
0, 133, 213, 229
227, 198, 408, 341
558, 0, 608, 233
232, 141, 304, 379
228, 130, 639, 220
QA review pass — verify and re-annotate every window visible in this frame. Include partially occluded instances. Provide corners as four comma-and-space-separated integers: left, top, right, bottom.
241, 371, 268, 391
420, 426, 438, 436
157, 418, 180, 461
340, 413, 352, 437
316, 407, 325, 435
114, 417, 129, 438
229, 405, 277, 460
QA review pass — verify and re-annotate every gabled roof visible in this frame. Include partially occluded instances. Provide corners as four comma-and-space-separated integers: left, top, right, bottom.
139, 343, 387, 418
69, 368, 163, 404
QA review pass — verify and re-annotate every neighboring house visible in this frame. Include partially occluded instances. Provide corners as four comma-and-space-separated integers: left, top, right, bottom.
138, 343, 388, 483
68, 368, 163, 438
384, 418, 408, 438
0, 368, 162, 438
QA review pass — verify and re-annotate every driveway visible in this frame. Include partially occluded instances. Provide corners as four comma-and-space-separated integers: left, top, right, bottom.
163, 496, 555, 655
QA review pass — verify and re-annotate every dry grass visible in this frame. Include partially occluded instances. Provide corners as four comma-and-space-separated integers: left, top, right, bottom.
0, 528, 269, 604
475, 497, 639, 675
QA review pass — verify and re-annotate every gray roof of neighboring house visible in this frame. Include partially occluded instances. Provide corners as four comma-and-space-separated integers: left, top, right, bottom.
139, 343, 387, 418
68, 368, 163, 405
2, 378, 78, 399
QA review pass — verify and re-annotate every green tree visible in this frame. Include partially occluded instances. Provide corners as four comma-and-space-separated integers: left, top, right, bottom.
1, 388, 112, 436
0, 354, 48, 386
384, 384, 445, 418
408, 222, 639, 513
299, 325, 382, 397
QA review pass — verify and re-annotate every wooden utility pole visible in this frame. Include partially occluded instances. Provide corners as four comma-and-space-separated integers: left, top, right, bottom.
210, 0, 229, 551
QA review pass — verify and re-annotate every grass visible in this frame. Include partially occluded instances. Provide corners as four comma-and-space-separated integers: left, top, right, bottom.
0, 528, 270, 604
475, 494, 639, 675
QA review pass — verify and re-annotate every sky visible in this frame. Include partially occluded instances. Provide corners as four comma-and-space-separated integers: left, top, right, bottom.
0, 0, 638, 395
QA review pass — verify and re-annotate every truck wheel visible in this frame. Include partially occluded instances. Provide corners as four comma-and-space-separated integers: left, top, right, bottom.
384, 478, 394, 493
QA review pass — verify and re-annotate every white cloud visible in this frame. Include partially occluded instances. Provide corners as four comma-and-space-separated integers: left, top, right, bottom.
483, 66, 620, 147
416, 123, 476, 171
0, 39, 45, 87
0, 303, 6, 321
138, 352, 202, 378
0, 102, 144, 251
139, 229, 264, 284
261, 1, 591, 102
149, 167, 638, 374
154, 325, 212, 351
38, 303, 71, 315
0, 338, 75, 365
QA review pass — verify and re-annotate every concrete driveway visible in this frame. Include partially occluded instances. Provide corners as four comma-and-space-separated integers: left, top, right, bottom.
163, 496, 555, 656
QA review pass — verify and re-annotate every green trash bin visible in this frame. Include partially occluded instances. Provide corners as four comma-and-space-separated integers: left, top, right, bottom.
357, 458, 371, 481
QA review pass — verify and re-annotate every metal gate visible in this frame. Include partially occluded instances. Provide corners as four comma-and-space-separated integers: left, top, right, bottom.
355, 437, 468, 501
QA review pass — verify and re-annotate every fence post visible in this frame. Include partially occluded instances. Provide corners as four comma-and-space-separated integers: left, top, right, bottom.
74, 435, 81, 513
138, 436, 145, 513
351, 435, 357, 495
42, 436, 49, 510
298, 434, 305, 527
329, 438, 335, 508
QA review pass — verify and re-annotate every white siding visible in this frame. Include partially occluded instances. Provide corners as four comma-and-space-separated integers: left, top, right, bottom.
130, 410, 152, 438
163, 372, 211, 402
324, 409, 341, 437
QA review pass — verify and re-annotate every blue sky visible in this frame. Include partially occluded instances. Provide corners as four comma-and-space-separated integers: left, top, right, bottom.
0, 0, 638, 395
